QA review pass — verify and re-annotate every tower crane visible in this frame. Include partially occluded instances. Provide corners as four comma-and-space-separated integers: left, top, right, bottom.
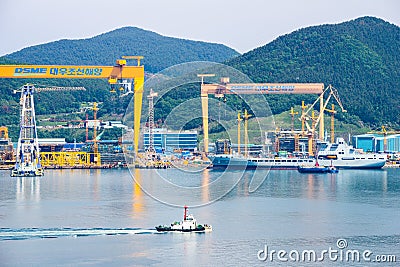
243, 109, 252, 157
198, 75, 324, 153
10, 84, 86, 176
324, 104, 336, 143
91, 102, 99, 155
301, 101, 308, 136
289, 107, 298, 134
237, 111, 242, 154
0, 58, 145, 156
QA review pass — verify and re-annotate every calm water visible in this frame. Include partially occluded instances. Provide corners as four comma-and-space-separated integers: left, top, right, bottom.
0, 168, 399, 266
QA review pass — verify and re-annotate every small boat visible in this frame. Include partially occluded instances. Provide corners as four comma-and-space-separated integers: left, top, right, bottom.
297, 157, 339, 174
327, 166, 339, 173
297, 165, 330, 173
297, 164, 338, 173
155, 206, 212, 233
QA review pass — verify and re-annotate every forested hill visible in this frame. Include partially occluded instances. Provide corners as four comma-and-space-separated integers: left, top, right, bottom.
228, 16, 400, 127
4, 26, 239, 73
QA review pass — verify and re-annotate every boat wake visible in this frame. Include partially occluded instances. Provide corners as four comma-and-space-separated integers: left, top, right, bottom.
0, 227, 159, 241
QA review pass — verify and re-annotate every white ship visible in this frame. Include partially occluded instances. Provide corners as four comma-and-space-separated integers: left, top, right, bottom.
210, 138, 386, 169
317, 138, 386, 169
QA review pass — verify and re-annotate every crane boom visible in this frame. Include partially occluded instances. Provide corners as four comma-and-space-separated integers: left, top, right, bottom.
0, 65, 143, 81
35, 86, 86, 92
201, 82, 324, 95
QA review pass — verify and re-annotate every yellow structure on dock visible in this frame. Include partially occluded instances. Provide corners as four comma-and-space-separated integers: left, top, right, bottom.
40, 152, 101, 168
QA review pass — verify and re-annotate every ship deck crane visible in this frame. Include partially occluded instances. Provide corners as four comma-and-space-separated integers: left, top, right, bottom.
301, 84, 346, 155
197, 75, 324, 153
302, 85, 346, 135
0, 58, 145, 156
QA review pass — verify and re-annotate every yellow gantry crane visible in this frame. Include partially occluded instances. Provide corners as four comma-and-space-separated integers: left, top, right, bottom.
198, 75, 324, 153
0, 58, 145, 155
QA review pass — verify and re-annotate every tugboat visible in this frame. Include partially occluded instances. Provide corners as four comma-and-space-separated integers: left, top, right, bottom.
155, 206, 212, 233
297, 158, 338, 174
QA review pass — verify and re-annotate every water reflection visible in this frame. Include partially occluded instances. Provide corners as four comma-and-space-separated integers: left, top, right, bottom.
382, 171, 387, 193
201, 169, 210, 203
16, 177, 41, 202
132, 169, 144, 217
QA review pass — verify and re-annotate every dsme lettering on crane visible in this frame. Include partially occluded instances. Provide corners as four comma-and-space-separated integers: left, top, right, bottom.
14, 67, 47, 75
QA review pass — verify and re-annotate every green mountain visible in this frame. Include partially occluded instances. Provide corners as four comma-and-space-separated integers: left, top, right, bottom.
0, 27, 239, 140
228, 16, 400, 128
1, 17, 399, 142
4, 26, 240, 73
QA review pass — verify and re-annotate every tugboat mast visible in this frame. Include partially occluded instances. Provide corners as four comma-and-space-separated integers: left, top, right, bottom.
184, 205, 188, 221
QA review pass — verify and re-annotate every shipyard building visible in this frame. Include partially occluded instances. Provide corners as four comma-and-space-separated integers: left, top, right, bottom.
353, 134, 400, 153
143, 128, 198, 152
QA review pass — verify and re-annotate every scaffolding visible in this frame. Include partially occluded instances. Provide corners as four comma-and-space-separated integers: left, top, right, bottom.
40, 152, 101, 168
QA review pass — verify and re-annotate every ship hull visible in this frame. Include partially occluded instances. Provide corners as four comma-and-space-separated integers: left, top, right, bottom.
210, 155, 386, 170
209, 155, 315, 170
317, 159, 385, 169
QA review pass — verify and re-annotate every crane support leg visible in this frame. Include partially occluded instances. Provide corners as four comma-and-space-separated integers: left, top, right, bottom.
134, 77, 144, 156
201, 93, 209, 153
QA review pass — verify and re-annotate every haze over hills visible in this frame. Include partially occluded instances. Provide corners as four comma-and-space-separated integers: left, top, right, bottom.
0, 16, 399, 141
228, 16, 400, 128
4, 26, 240, 73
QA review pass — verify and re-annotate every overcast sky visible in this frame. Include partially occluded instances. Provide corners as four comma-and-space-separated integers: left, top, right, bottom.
0, 0, 399, 56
